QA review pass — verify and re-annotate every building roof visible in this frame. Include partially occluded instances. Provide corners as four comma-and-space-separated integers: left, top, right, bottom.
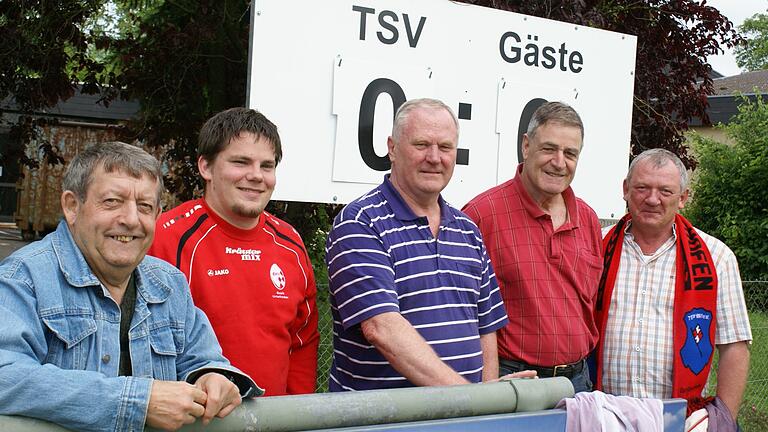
688, 70, 768, 126
690, 93, 766, 126
1, 87, 139, 122
711, 69, 768, 96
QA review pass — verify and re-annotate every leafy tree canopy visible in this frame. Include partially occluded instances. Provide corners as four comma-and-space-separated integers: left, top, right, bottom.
0, 1, 119, 166
109, 0, 253, 200
735, 12, 768, 72
684, 95, 768, 281
0, 1, 107, 110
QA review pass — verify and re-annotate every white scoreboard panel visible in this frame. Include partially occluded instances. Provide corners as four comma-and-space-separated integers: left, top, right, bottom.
248, 0, 636, 218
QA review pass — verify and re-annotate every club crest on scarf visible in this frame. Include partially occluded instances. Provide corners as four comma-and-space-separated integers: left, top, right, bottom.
679, 308, 714, 375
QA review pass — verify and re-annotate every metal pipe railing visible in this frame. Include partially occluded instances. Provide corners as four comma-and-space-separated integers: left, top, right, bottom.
1, 377, 574, 432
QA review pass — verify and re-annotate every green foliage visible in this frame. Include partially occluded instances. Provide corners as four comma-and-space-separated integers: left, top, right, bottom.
106, 0, 252, 199
736, 13, 768, 72
684, 96, 768, 280
0, 1, 107, 110
0, 1, 124, 168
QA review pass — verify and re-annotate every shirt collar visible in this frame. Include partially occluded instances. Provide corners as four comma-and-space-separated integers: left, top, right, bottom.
512, 163, 580, 228
623, 220, 678, 240
623, 220, 678, 260
201, 197, 265, 237
380, 174, 457, 226
53, 220, 101, 288
52, 220, 171, 303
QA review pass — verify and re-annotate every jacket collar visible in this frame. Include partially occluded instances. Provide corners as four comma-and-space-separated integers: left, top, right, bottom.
51, 220, 171, 303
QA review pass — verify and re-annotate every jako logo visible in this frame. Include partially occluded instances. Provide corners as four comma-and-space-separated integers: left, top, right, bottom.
207, 268, 230, 277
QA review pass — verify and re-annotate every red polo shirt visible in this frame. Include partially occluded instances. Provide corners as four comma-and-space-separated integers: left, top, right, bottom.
463, 164, 603, 366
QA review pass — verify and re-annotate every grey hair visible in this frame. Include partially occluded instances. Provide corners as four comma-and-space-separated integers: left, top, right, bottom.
626, 148, 689, 192
527, 101, 584, 141
392, 98, 459, 142
62, 141, 164, 205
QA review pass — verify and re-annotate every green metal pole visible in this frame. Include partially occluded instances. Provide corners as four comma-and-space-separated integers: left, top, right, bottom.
0, 377, 574, 432
153, 377, 574, 432
0, 415, 72, 431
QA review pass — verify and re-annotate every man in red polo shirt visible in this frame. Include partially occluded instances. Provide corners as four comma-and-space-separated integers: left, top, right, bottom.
463, 101, 602, 392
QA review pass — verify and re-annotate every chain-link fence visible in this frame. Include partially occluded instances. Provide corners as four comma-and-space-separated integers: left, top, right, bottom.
316, 284, 333, 393
314, 281, 768, 429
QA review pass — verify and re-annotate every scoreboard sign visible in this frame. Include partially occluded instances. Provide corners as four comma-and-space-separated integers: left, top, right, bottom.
248, 0, 636, 218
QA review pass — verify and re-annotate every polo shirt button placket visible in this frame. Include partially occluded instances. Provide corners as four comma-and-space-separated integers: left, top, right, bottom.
432, 223, 440, 267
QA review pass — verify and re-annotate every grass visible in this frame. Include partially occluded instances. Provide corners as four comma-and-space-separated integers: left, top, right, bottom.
708, 311, 768, 431
739, 311, 768, 431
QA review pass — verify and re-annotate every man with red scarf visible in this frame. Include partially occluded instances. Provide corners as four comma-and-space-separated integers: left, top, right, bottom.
594, 149, 751, 428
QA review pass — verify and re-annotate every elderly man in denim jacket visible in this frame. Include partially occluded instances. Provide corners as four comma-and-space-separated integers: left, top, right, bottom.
0, 142, 261, 432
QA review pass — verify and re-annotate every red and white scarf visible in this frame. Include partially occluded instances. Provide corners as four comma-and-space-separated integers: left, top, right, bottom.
594, 213, 718, 414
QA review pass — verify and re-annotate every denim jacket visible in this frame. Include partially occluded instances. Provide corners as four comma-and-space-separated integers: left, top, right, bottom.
0, 221, 260, 432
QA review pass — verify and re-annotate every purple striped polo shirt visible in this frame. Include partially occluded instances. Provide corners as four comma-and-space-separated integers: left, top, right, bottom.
326, 175, 508, 391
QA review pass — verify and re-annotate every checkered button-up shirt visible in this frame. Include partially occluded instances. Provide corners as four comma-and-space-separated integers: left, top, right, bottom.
601, 222, 752, 398
463, 166, 603, 366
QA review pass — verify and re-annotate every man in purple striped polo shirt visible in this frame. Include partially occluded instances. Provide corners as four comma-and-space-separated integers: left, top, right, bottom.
325, 98, 533, 391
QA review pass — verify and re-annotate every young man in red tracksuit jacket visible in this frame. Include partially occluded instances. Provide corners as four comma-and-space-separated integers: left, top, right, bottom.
149, 108, 319, 396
